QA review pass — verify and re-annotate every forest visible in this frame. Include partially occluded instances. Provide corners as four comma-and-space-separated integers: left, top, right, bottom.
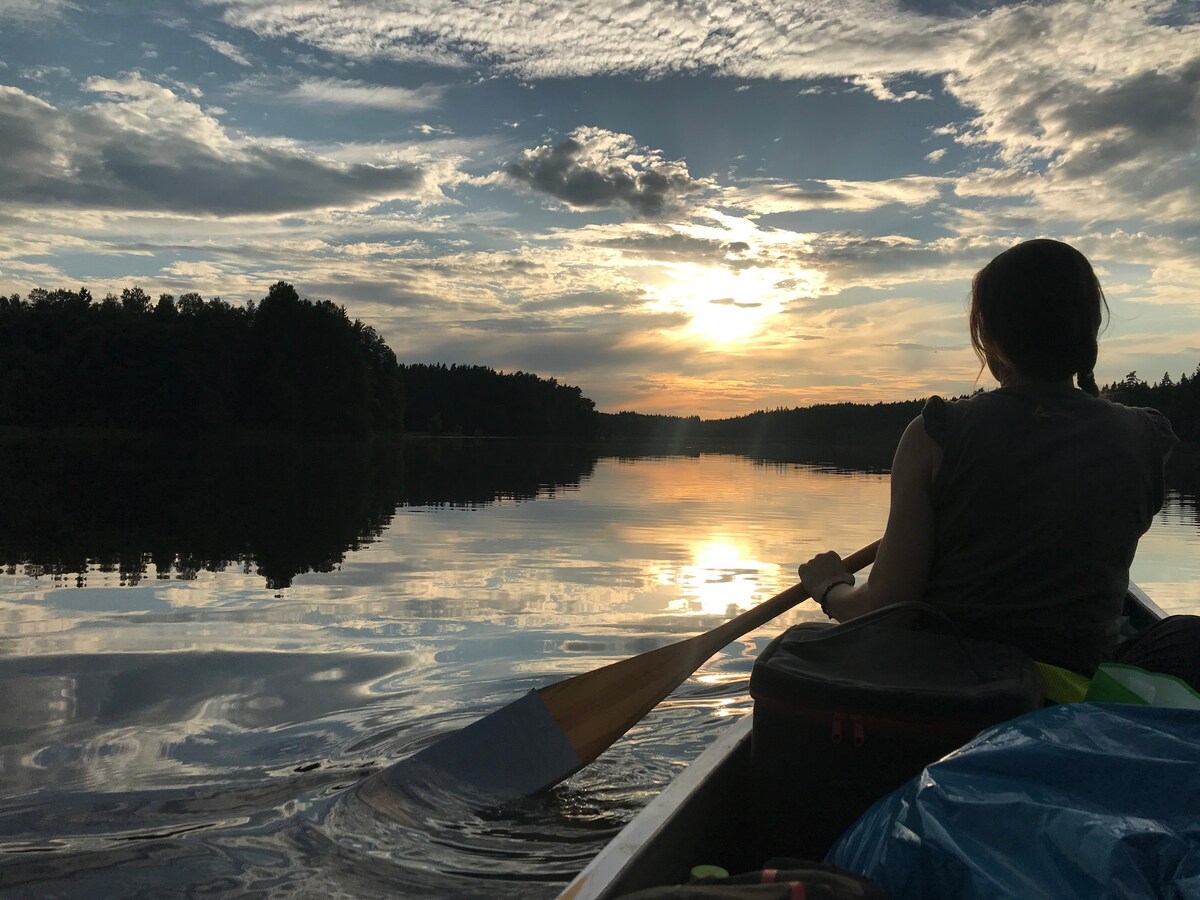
0, 284, 596, 439
0, 283, 401, 436
2, 282, 1199, 446
401, 363, 597, 438
1101, 370, 1200, 442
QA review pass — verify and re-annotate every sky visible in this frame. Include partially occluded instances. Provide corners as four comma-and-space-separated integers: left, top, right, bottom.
1, 0, 1198, 417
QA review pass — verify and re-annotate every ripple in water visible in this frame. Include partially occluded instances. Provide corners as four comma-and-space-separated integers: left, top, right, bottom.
0, 675, 747, 898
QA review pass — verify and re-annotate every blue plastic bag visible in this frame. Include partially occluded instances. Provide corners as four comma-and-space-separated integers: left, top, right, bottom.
828, 704, 1200, 900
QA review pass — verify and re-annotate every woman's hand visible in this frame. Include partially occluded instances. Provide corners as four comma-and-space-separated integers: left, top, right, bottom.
798, 551, 855, 616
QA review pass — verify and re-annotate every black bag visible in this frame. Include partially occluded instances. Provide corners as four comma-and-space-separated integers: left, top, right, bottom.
749, 602, 1043, 859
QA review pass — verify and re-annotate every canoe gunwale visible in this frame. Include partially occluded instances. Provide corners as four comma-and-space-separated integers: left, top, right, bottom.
559, 714, 752, 900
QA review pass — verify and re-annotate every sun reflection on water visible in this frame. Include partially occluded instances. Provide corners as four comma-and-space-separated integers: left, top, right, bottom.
656, 537, 778, 617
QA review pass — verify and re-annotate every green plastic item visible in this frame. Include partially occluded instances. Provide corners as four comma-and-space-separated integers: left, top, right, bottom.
690, 865, 730, 880
1085, 662, 1200, 709
1036, 661, 1090, 704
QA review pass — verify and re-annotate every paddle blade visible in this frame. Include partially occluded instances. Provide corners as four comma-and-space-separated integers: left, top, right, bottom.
537, 636, 709, 766
376, 689, 584, 798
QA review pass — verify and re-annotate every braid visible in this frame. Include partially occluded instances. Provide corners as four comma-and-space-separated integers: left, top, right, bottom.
1078, 370, 1099, 397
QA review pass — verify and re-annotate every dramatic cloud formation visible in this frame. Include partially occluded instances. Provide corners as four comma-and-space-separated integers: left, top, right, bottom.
0, 0, 1197, 414
945, 2, 1200, 224
502, 127, 709, 218
0, 77, 428, 215
213, 0, 1200, 227
215, 0, 966, 79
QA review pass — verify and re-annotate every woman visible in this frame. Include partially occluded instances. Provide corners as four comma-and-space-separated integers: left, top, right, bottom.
799, 239, 1180, 676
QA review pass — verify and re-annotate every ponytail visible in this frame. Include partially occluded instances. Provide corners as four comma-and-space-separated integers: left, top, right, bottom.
1077, 370, 1099, 397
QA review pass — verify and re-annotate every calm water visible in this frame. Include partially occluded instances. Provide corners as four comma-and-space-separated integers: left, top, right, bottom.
0, 437, 1197, 898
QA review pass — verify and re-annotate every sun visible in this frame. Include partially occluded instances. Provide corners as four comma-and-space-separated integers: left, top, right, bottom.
650, 263, 787, 344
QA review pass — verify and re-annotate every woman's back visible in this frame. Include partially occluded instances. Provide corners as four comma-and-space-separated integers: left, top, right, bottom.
922, 382, 1175, 673
799, 240, 1183, 679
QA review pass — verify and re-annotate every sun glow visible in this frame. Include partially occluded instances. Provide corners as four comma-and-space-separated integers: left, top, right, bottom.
650, 263, 788, 344
658, 537, 777, 617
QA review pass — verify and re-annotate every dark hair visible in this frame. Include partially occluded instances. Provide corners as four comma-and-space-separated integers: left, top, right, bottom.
969, 239, 1107, 397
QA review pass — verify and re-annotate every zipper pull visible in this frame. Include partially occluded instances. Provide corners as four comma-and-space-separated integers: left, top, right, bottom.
831, 713, 844, 743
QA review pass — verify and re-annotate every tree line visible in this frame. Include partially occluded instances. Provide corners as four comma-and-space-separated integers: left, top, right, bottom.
401, 363, 597, 438
0, 284, 598, 438
598, 368, 1200, 450
0, 283, 402, 436
1102, 368, 1200, 442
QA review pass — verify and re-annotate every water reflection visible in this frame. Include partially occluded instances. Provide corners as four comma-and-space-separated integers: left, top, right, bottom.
659, 537, 775, 617
0, 435, 600, 589
0, 439, 1196, 897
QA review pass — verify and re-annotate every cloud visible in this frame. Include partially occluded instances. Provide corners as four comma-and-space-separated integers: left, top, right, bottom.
942, 2, 1200, 223
848, 74, 932, 102
212, 0, 1200, 227
519, 289, 644, 313
711, 297, 762, 309
502, 127, 710, 218
0, 77, 429, 216
214, 0, 965, 80
196, 33, 253, 66
3, 1, 1197, 416
596, 231, 750, 264
18, 64, 70, 82
285, 77, 446, 111
0, 0, 74, 20
726, 175, 945, 213
874, 340, 962, 351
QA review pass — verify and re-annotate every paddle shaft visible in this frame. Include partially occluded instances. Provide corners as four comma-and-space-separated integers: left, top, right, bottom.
539, 539, 881, 769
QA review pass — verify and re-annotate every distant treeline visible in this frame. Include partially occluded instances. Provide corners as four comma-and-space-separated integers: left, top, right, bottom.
595, 402, 926, 471
401, 363, 597, 438
0, 284, 598, 438
0, 283, 402, 436
598, 367, 1200, 451
1102, 369, 1200, 442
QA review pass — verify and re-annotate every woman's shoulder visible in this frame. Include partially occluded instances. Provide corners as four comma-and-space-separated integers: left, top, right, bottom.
920, 395, 949, 446
920, 392, 987, 446
1103, 401, 1180, 460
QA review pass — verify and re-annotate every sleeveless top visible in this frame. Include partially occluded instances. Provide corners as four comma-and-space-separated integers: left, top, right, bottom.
921, 383, 1177, 674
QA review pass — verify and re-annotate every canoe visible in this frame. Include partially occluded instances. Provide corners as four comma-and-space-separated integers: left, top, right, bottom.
560, 584, 1168, 900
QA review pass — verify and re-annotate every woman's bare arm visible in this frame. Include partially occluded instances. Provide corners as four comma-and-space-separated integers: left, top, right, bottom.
798, 415, 941, 621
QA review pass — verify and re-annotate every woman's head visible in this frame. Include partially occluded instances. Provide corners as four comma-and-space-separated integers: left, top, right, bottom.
969, 238, 1107, 396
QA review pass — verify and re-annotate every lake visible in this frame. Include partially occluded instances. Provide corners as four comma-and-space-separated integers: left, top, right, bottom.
0, 436, 1197, 897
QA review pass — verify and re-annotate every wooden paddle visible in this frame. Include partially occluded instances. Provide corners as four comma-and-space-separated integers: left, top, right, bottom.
361, 540, 880, 806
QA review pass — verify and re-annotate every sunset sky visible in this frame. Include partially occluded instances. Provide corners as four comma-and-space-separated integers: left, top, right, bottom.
1, 0, 1198, 417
